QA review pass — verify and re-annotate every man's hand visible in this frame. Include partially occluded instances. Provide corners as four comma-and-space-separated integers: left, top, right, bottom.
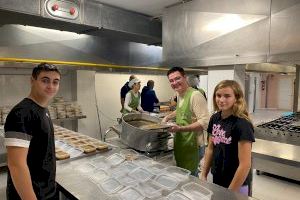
168, 124, 181, 132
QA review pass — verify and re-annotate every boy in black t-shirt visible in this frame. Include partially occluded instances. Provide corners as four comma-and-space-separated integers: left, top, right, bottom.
201, 80, 255, 196
4, 63, 61, 200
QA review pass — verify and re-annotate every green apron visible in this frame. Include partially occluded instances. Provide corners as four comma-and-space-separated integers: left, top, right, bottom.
122, 90, 140, 114
174, 87, 199, 173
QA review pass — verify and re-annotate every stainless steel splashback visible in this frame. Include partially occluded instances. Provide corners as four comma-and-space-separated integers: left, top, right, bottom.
163, 0, 300, 66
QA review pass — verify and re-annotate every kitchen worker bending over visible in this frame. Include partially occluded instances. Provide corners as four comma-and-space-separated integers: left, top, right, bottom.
163, 67, 209, 176
123, 78, 144, 114
4, 63, 61, 200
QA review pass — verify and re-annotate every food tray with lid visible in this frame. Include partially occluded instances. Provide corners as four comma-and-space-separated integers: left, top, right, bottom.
98, 178, 123, 195
128, 167, 154, 182
120, 149, 139, 161
132, 155, 153, 167
181, 182, 213, 200
164, 166, 191, 181
117, 187, 145, 200
148, 163, 166, 175
90, 156, 111, 170
106, 153, 125, 166
118, 175, 137, 187
137, 180, 163, 199
89, 168, 109, 183
154, 174, 179, 191
166, 190, 192, 200
75, 163, 96, 174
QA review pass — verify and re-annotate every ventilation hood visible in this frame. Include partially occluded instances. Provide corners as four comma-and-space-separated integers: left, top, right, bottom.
163, 0, 300, 67
0, 0, 162, 45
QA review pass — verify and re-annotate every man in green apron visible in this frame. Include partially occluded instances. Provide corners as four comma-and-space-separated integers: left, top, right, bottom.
163, 67, 209, 176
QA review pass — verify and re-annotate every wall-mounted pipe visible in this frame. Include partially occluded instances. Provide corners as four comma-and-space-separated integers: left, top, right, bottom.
0, 57, 205, 73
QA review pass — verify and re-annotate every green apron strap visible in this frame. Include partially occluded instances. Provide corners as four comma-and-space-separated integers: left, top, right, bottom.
174, 87, 199, 173
122, 90, 140, 114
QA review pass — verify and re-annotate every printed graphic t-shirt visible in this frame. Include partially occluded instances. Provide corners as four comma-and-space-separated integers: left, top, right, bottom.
207, 112, 255, 188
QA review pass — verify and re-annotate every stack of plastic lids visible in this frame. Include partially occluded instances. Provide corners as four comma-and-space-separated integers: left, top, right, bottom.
154, 174, 179, 191
128, 167, 154, 182
164, 166, 191, 181
98, 178, 123, 195
137, 180, 163, 199
181, 182, 213, 200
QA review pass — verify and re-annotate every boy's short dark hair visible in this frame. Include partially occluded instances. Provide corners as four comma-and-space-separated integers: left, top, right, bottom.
32, 63, 61, 79
167, 67, 185, 77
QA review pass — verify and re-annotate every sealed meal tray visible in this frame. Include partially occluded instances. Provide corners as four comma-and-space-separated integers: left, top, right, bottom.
181, 182, 213, 200
132, 155, 153, 167
89, 168, 109, 183
118, 175, 137, 187
90, 156, 111, 170
98, 178, 123, 195
154, 174, 179, 191
164, 166, 191, 181
166, 190, 192, 200
106, 153, 125, 166
117, 186, 145, 200
120, 149, 139, 161
148, 163, 166, 175
75, 163, 96, 174
137, 180, 163, 199
128, 167, 154, 182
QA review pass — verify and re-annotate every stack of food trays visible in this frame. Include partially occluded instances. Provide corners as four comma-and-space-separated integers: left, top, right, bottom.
53, 125, 109, 160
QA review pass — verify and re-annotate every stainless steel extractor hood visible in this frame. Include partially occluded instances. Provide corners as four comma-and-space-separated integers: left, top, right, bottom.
0, 0, 162, 45
162, 0, 300, 67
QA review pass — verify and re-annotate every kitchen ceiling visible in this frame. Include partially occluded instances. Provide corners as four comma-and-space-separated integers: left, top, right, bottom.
94, 0, 183, 17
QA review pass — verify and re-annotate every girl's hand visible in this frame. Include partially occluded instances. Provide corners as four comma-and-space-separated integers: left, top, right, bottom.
200, 173, 207, 181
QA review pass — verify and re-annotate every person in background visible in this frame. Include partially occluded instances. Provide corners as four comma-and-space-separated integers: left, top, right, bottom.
162, 67, 209, 177
120, 75, 136, 112
201, 80, 255, 196
187, 75, 207, 100
141, 80, 159, 112
4, 63, 61, 200
123, 78, 144, 114
187, 75, 208, 171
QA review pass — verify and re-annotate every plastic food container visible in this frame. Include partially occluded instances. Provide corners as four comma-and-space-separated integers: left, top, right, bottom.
164, 166, 191, 181
75, 163, 96, 174
148, 163, 166, 175
90, 156, 111, 170
132, 155, 153, 167
117, 187, 145, 200
106, 153, 125, 166
181, 182, 213, 200
154, 174, 179, 191
166, 190, 192, 200
89, 169, 109, 183
137, 180, 163, 199
118, 175, 137, 187
98, 178, 123, 195
128, 167, 154, 182
119, 161, 139, 173
120, 149, 139, 161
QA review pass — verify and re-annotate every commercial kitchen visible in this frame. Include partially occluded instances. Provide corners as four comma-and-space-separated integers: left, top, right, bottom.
0, 0, 299, 200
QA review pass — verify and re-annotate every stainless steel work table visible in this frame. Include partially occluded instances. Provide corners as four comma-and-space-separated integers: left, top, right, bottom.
252, 138, 300, 181
56, 146, 256, 200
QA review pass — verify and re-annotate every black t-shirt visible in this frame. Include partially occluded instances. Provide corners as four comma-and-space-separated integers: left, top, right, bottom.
4, 98, 56, 200
207, 112, 255, 188
120, 82, 130, 99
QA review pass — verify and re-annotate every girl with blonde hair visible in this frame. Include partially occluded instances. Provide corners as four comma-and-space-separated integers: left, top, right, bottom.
201, 80, 255, 196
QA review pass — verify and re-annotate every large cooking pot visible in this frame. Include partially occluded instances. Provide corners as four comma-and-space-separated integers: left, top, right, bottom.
121, 113, 170, 152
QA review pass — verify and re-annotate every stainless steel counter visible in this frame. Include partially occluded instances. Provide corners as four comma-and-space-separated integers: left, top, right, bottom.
55, 145, 256, 200
252, 139, 300, 181
0, 126, 6, 167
